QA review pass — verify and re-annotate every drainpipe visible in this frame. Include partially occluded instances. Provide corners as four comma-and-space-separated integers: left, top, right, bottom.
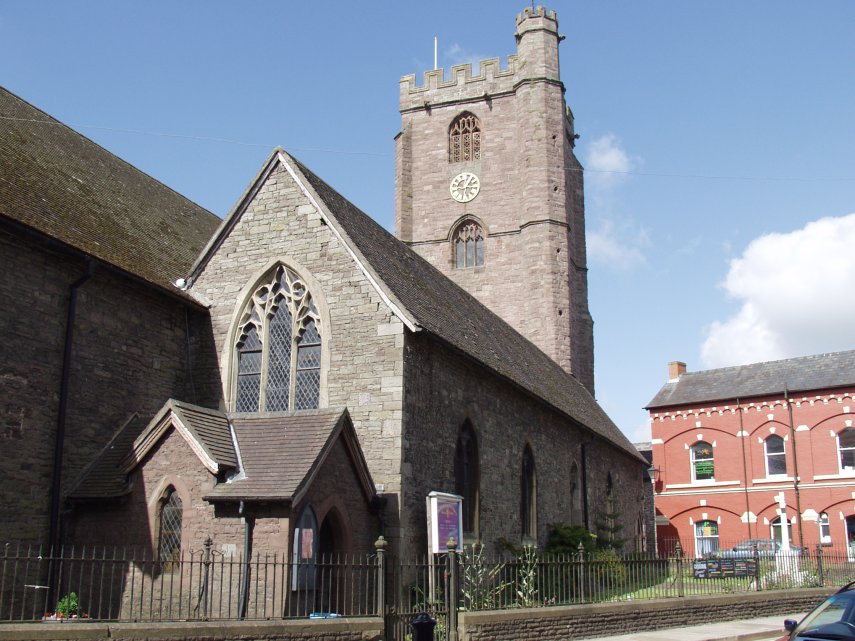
238, 501, 253, 618
785, 387, 804, 549
49, 259, 96, 554
737, 399, 753, 539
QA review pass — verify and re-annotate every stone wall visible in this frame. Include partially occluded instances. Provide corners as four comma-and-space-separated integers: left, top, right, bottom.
401, 332, 644, 554
0, 225, 202, 546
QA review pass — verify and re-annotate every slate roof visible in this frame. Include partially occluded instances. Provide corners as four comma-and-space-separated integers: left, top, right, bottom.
0, 87, 220, 295
646, 350, 855, 409
281, 152, 641, 461
205, 408, 369, 502
169, 401, 238, 470
66, 414, 143, 500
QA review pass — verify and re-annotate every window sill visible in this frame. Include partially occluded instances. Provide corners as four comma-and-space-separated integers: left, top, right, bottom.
664, 480, 740, 489
751, 476, 794, 484
814, 471, 855, 480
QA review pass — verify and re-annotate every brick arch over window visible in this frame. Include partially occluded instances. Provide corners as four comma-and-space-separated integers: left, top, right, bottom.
454, 420, 480, 538
452, 219, 485, 268
449, 112, 481, 163
232, 263, 325, 412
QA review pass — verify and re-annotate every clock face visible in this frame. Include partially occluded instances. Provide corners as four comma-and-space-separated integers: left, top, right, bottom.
449, 172, 481, 203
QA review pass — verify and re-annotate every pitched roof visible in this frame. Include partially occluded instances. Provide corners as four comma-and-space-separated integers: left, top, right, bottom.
646, 350, 855, 409
279, 151, 641, 461
66, 414, 144, 500
205, 409, 374, 503
0, 87, 220, 295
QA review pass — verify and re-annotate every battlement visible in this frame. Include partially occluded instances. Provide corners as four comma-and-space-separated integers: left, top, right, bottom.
400, 55, 518, 98
516, 5, 558, 29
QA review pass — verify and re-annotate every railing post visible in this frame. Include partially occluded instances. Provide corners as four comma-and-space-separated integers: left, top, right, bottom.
753, 543, 762, 591
446, 538, 459, 641
674, 541, 684, 597
816, 544, 824, 586
374, 536, 387, 618
576, 542, 586, 604
200, 537, 212, 619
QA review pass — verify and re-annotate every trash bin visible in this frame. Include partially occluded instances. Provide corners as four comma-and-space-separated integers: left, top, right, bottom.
411, 611, 437, 641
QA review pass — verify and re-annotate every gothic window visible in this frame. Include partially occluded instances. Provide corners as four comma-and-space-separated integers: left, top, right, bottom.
764, 435, 787, 477
690, 441, 714, 482
520, 445, 537, 541
569, 460, 582, 525
234, 265, 322, 412
449, 112, 481, 163
454, 421, 480, 537
838, 428, 855, 471
292, 505, 319, 590
158, 489, 182, 569
454, 220, 484, 268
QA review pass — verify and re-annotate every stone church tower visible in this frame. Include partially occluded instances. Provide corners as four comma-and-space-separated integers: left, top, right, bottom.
395, 6, 595, 394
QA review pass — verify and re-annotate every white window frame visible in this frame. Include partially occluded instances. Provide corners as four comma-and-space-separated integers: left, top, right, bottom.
764, 435, 787, 478
694, 519, 719, 558
690, 441, 715, 483
838, 428, 855, 472
819, 512, 831, 545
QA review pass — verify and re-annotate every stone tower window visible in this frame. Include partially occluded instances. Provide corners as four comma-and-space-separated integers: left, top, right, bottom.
235, 264, 322, 412
453, 220, 484, 268
454, 421, 480, 538
158, 489, 182, 569
520, 444, 537, 541
449, 112, 481, 163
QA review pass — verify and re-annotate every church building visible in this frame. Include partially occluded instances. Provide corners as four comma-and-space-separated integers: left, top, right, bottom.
0, 6, 644, 567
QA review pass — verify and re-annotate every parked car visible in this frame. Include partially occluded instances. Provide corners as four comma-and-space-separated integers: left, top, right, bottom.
776, 582, 855, 641
707, 538, 804, 559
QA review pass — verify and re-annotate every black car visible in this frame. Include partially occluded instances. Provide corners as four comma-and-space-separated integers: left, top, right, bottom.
776, 582, 855, 641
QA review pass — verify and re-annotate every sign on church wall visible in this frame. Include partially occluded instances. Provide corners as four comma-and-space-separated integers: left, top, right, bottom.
426, 491, 463, 554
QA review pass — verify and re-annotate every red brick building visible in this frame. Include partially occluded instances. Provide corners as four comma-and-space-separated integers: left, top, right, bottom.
648, 351, 855, 558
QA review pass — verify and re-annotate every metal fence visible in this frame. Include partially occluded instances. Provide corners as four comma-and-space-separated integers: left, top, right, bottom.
0, 541, 379, 622
4, 540, 855, 625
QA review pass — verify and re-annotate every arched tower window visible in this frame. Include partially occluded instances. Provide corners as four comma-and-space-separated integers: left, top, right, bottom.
453, 220, 484, 268
764, 435, 786, 477
690, 441, 714, 482
158, 489, 182, 568
454, 421, 480, 538
449, 112, 481, 163
234, 265, 322, 412
521, 445, 537, 541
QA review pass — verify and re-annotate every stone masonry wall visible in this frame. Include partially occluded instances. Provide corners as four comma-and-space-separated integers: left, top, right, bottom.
395, 7, 594, 393
190, 161, 406, 547
401, 332, 643, 554
0, 225, 200, 546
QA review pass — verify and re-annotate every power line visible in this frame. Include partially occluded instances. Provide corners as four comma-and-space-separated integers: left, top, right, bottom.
3, 114, 853, 182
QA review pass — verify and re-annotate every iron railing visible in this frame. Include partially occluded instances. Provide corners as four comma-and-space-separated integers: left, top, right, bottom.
1, 540, 378, 622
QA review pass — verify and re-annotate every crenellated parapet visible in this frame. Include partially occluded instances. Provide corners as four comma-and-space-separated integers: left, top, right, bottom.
399, 56, 519, 111
515, 5, 558, 30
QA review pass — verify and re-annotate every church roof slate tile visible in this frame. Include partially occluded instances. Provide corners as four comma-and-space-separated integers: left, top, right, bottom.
0, 87, 220, 296
66, 414, 143, 500
646, 350, 855, 409
286, 152, 642, 461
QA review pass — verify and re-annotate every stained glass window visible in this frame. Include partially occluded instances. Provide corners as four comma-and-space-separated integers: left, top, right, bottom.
234, 265, 322, 412
449, 113, 481, 163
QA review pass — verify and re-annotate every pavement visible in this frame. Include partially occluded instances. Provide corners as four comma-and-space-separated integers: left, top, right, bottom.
574, 612, 803, 641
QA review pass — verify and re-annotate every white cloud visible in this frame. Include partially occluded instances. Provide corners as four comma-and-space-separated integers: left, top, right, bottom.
444, 43, 488, 69
587, 218, 649, 270
701, 213, 855, 368
585, 133, 632, 196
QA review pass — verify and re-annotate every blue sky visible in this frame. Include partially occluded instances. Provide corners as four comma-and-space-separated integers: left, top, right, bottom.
3, 2, 854, 442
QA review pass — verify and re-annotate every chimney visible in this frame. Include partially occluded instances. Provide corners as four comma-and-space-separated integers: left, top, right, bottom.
668, 361, 687, 381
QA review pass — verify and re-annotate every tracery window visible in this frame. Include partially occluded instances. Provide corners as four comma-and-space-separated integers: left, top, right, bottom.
235, 265, 322, 412
521, 445, 537, 541
449, 112, 481, 163
454, 422, 480, 537
838, 428, 855, 471
764, 435, 787, 477
454, 221, 484, 268
690, 441, 714, 482
158, 489, 182, 569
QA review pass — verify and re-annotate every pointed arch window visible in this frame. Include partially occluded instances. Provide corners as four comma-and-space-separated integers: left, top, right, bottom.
454, 422, 480, 537
569, 460, 582, 525
764, 435, 787, 477
235, 265, 322, 412
454, 220, 484, 268
521, 445, 537, 541
158, 489, 182, 569
449, 112, 481, 163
